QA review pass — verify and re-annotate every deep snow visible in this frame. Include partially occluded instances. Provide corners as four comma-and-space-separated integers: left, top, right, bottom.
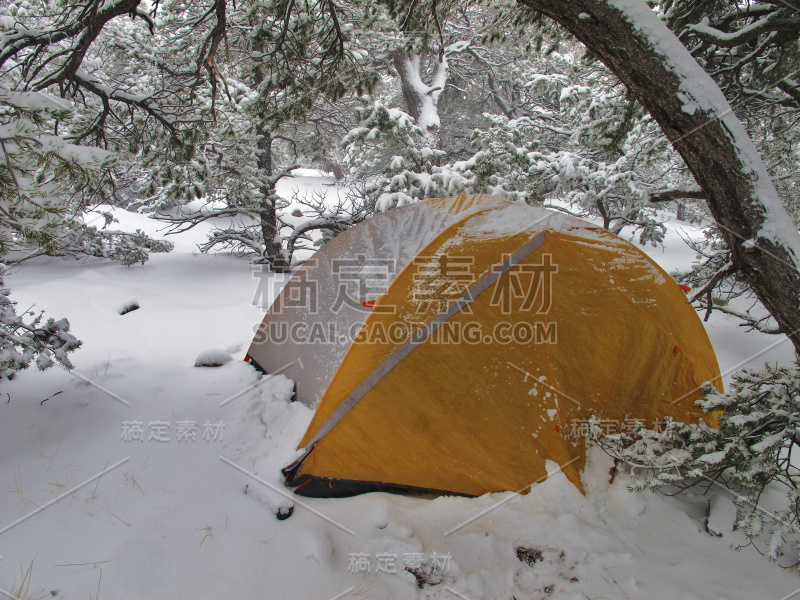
1, 178, 799, 599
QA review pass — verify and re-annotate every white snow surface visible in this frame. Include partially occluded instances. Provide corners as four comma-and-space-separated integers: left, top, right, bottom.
706, 495, 737, 537
1, 187, 799, 599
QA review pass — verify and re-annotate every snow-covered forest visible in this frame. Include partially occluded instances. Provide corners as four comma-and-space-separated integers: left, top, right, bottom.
2, 0, 800, 598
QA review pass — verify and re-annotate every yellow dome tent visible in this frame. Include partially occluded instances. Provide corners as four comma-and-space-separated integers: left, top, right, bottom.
246, 194, 721, 498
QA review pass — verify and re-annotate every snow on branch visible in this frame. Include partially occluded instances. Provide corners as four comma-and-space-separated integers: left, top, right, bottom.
686, 14, 800, 49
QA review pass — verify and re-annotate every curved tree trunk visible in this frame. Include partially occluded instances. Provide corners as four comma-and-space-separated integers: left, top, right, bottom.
517, 0, 800, 354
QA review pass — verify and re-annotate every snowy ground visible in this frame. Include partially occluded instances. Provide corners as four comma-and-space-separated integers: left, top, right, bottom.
1, 177, 799, 600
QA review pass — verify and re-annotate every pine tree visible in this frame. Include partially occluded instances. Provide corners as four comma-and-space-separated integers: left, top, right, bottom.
599, 363, 800, 562
149, 0, 382, 269
0, 267, 81, 379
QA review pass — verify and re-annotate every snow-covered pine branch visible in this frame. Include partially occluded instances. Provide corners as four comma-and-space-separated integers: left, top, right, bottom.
0, 266, 80, 379
598, 362, 800, 563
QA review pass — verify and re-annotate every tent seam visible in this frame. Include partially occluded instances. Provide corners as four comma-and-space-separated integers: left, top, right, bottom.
303, 232, 549, 450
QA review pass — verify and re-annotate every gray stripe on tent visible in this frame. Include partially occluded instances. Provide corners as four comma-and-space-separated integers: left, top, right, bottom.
305, 232, 548, 450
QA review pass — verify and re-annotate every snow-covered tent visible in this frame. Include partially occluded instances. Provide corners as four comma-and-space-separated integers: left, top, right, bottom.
246, 194, 721, 497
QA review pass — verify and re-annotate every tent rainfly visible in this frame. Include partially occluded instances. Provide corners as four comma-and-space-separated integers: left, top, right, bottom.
246, 194, 721, 498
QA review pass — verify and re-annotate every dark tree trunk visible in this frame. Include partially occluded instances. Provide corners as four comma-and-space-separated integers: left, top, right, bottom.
253, 47, 289, 273
392, 50, 425, 122
518, 0, 800, 354
323, 159, 346, 180
256, 125, 289, 271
